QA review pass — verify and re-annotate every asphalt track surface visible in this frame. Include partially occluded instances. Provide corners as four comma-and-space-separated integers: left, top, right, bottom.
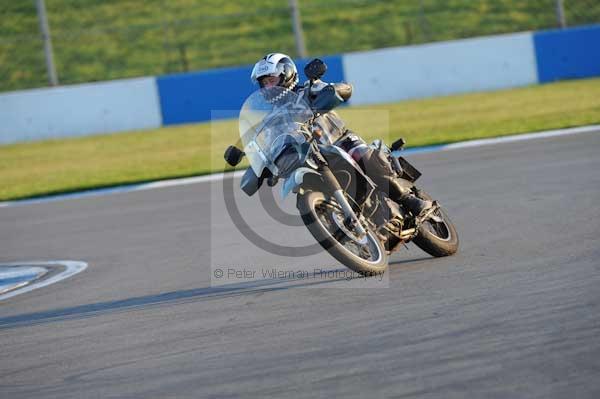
1, 131, 599, 398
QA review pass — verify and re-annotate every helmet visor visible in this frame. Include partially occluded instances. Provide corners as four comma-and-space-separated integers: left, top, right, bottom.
258, 75, 282, 88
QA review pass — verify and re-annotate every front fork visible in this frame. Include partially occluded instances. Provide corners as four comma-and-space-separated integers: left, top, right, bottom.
319, 165, 367, 237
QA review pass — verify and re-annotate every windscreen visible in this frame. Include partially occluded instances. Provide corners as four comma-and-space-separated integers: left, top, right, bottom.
239, 87, 313, 177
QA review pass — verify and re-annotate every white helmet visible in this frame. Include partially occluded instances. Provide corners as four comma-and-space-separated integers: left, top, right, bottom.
251, 53, 298, 89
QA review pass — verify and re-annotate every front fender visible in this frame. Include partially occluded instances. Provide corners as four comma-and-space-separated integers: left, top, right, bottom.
280, 167, 321, 199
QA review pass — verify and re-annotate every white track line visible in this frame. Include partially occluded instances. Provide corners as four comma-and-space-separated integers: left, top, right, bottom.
0, 261, 88, 301
0, 170, 244, 208
396, 124, 600, 156
1, 124, 598, 208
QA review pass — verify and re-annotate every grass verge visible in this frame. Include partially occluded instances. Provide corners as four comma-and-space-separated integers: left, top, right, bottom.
1, 77, 600, 202
4, 1, 598, 91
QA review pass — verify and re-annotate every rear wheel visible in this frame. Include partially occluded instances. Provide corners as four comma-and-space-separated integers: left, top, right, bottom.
412, 190, 459, 257
297, 191, 388, 276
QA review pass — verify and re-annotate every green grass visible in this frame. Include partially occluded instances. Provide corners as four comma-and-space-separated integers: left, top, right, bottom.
1, 0, 599, 92
1, 77, 600, 202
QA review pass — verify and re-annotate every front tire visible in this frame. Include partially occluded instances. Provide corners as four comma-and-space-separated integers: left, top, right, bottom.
412, 190, 459, 257
297, 191, 388, 276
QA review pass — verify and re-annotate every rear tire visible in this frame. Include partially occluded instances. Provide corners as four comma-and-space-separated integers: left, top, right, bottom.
297, 191, 388, 276
412, 190, 459, 257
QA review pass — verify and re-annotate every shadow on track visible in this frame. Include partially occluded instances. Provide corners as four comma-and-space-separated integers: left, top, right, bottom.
0, 257, 432, 330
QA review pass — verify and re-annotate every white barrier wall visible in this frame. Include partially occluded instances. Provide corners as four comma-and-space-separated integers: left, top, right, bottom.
343, 32, 538, 105
0, 77, 161, 144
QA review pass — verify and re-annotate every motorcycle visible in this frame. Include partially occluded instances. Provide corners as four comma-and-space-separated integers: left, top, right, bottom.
224, 82, 458, 276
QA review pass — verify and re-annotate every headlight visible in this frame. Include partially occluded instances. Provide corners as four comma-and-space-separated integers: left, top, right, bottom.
274, 146, 302, 178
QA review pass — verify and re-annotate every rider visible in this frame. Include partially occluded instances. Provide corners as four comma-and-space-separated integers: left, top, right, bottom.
250, 52, 433, 217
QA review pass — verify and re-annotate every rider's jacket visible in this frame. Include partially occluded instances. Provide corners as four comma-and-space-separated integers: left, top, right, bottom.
295, 79, 352, 145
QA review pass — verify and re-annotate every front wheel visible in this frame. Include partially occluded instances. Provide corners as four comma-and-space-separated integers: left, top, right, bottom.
297, 191, 388, 276
412, 190, 459, 257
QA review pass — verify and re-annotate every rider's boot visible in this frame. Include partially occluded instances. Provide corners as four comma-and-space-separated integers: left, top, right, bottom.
399, 191, 434, 217
338, 133, 434, 217
384, 176, 434, 217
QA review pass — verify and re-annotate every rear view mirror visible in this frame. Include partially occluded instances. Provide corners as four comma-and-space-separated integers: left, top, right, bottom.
224, 145, 245, 166
304, 58, 327, 80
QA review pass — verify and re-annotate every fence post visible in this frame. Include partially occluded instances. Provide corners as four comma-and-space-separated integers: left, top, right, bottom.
289, 0, 307, 58
556, 0, 567, 28
418, 0, 431, 42
35, 0, 59, 86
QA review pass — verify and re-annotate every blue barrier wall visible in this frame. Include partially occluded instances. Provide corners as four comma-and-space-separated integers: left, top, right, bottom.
534, 24, 600, 83
157, 55, 345, 125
